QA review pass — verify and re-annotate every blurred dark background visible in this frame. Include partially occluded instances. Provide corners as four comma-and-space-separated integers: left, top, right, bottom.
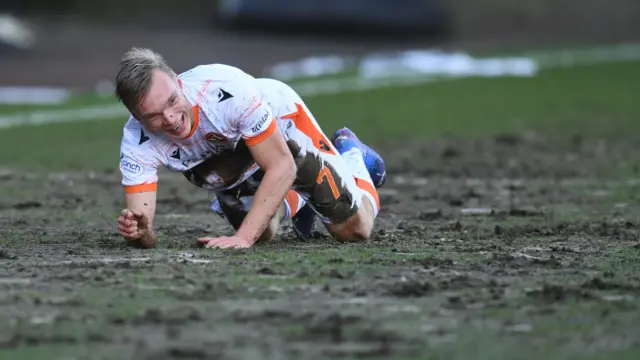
0, 0, 639, 90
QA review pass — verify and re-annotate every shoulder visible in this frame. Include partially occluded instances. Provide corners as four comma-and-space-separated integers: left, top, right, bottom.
120, 117, 164, 165
178, 64, 253, 91
179, 64, 255, 100
182, 66, 262, 119
121, 117, 151, 149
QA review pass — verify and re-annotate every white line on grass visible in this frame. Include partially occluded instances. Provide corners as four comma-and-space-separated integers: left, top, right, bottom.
38, 254, 216, 267
1, 43, 639, 129
290, 43, 640, 96
0, 104, 127, 129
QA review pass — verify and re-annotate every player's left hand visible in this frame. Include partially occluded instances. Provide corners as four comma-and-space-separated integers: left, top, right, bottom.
197, 235, 253, 249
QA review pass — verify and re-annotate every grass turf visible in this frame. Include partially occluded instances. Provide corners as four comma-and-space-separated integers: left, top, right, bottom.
1, 59, 640, 360
0, 61, 638, 172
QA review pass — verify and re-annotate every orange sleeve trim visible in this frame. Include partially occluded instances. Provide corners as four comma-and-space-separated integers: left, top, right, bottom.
124, 182, 158, 194
245, 118, 277, 146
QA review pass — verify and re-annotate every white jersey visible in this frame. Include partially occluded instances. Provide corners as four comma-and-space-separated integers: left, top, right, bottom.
119, 64, 290, 194
118, 63, 381, 226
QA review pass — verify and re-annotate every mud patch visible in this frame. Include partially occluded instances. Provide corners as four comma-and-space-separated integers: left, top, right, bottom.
2, 133, 640, 359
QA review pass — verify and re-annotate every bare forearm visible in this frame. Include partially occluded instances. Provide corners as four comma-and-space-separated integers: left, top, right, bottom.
236, 164, 295, 244
126, 197, 156, 224
123, 191, 158, 248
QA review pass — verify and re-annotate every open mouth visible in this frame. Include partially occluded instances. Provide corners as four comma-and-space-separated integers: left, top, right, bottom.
169, 115, 185, 136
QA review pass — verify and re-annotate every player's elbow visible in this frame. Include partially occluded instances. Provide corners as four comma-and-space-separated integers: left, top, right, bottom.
279, 155, 297, 186
259, 149, 297, 188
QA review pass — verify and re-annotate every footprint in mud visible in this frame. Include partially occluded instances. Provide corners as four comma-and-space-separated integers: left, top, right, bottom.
304, 313, 363, 343
339, 276, 436, 298
11, 201, 42, 210
0, 333, 78, 348
581, 277, 639, 292
0, 248, 17, 260
233, 308, 313, 323
305, 316, 408, 358
170, 282, 235, 301
143, 344, 225, 360
320, 269, 354, 279
490, 252, 563, 269
414, 257, 455, 269
526, 284, 594, 303
386, 279, 435, 298
110, 307, 204, 326
493, 133, 524, 147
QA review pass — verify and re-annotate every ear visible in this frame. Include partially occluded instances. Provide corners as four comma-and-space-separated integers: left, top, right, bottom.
131, 108, 145, 123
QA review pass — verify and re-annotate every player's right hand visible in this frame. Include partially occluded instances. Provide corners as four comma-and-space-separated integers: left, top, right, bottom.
117, 209, 149, 240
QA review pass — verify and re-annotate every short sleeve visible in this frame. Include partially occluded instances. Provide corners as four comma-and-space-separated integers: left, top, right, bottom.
119, 123, 163, 194
203, 79, 277, 146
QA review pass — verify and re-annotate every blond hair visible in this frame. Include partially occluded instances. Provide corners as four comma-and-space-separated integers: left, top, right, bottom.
114, 47, 175, 115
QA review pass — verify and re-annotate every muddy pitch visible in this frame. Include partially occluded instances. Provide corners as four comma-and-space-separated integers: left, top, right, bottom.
1, 134, 640, 359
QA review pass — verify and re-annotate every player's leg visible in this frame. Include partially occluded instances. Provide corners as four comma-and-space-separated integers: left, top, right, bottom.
332, 128, 386, 188
313, 147, 381, 242
291, 203, 316, 239
278, 102, 383, 242
325, 127, 385, 241
290, 128, 386, 239
262, 77, 384, 241
211, 188, 307, 242
293, 151, 380, 242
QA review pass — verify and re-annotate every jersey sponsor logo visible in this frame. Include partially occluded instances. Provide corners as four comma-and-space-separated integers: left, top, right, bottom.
251, 111, 269, 133
120, 158, 143, 175
205, 132, 228, 142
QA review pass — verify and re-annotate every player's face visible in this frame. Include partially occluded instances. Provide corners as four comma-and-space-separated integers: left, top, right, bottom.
137, 70, 193, 139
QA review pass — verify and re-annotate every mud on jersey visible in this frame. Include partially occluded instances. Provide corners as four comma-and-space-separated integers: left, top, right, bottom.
118, 64, 278, 193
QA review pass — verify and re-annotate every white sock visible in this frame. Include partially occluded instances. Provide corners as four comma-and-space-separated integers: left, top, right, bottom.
340, 148, 379, 216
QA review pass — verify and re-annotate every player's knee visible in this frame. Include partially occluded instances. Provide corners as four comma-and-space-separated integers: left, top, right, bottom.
335, 224, 372, 242
330, 209, 374, 242
343, 225, 372, 242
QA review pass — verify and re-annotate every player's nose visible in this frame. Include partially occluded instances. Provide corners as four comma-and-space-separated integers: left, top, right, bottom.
162, 109, 178, 125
